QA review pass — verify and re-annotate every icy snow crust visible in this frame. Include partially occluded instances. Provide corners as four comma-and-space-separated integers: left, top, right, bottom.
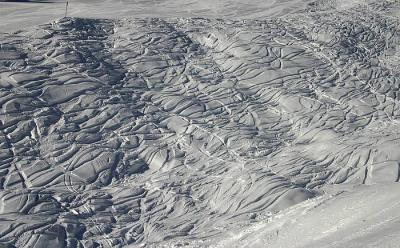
1, 0, 400, 247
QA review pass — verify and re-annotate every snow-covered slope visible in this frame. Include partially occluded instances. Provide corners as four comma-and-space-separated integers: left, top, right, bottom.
1, 0, 400, 247
0, 0, 311, 32
213, 184, 400, 248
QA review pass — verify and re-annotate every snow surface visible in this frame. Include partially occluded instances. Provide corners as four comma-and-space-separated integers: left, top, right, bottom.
212, 184, 400, 248
0, 0, 400, 247
0, 0, 310, 32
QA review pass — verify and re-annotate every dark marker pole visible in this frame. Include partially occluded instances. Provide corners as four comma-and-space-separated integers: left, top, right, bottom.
65, 1, 69, 18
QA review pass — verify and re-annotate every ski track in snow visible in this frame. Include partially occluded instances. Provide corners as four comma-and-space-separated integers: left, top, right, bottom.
1, 0, 400, 247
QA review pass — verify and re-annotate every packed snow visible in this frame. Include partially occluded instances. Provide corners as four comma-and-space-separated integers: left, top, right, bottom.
0, 0, 400, 247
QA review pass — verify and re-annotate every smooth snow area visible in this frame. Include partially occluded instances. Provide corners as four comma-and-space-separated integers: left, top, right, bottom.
0, 0, 311, 32
1, 0, 400, 247
214, 184, 400, 248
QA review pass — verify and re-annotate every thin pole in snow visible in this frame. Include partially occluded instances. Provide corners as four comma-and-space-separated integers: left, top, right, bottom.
65, 1, 69, 18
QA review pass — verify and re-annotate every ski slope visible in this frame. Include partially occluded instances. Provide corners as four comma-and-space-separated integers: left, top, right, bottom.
1, 0, 400, 247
